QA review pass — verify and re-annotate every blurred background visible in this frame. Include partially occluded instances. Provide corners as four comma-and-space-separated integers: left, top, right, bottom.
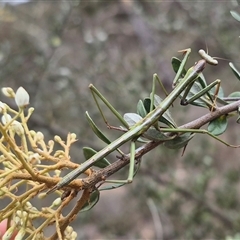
0, 0, 240, 239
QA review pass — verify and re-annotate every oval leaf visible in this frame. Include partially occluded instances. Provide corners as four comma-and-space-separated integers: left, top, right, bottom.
164, 132, 194, 149
171, 57, 187, 76
230, 10, 240, 22
144, 128, 169, 141
229, 62, 240, 81
83, 147, 110, 168
85, 111, 111, 144
137, 100, 147, 118
123, 113, 142, 127
208, 115, 228, 136
80, 190, 100, 212
143, 98, 151, 113
226, 91, 240, 104
228, 91, 240, 98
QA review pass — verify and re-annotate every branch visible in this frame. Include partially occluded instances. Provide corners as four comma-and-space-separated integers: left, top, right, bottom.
51, 99, 240, 191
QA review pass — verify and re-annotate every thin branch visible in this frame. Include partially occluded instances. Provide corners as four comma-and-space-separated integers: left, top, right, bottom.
46, 100, 240, 191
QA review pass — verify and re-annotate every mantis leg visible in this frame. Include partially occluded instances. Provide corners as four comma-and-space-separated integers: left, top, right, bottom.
86, 84, 132, 156
172, 48, 192, 87
87, 86, 144, 188
160, 126, 240, 148
172, 49, 221, 111
150, 74, 169, 111
180, 79, 221, 110
89, 84, 129, 129
99, 140, 141, 190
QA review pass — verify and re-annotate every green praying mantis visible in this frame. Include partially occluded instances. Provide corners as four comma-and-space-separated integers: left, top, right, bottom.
48, 48, 240, 193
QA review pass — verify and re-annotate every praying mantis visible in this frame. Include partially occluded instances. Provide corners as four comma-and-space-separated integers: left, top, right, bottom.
48, 48, 239, 193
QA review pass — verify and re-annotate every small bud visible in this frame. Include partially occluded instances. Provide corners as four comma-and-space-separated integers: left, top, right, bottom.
22, 211, 27, 218
54, 150, 65, 158
35, 131, 44, 141
66, 226, 73, 234
51, 197, 62, 208
28, 107, 34, 115
71, 232, 77, 239
70, 133, 77, 140
28, 153, 41, 164
12, 120, 24, 136
41, 207, 49, 213
38, 192, 47, 199
25, 202, 32, 208
54, 169, 61, 176
29, 130, 36, 137
16, 210, 22, 217
1, 114, 12, 125
2, 87, 15, 98
54, 135, 62, 142
48, 140, 54, 149
15, 87, 29, 108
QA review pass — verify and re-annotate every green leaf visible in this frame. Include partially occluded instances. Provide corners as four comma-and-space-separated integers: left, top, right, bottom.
85, 111, 111, 144
228, 91, 240, 98
208, 115, 228, 136
227, 92, 240, 105
123, 113, 142, 127
229, 62, 240, 81
137, 100, 148, 118
144, 127, 169, 141
171, 57, 187, 76
164, 132, 195, 149
143, 98, 151, 113
230, 10, 240, 22
83, 147, 110, 168
80, 190, 100, 212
